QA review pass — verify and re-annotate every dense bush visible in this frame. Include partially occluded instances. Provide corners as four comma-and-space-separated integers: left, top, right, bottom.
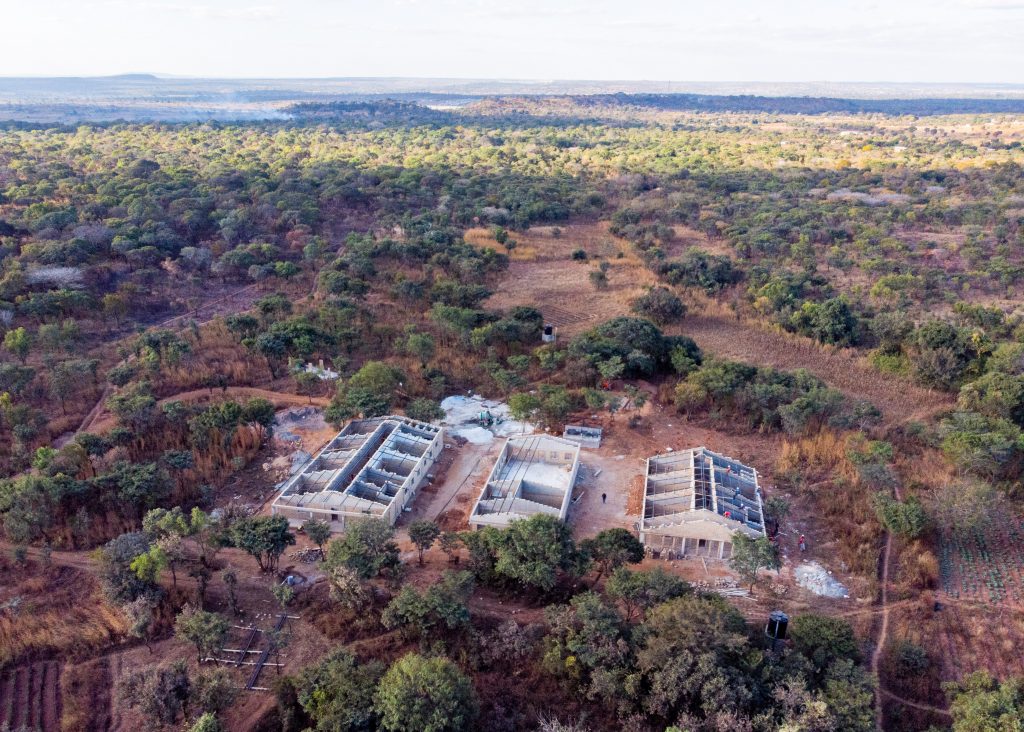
674, 359, 846, 434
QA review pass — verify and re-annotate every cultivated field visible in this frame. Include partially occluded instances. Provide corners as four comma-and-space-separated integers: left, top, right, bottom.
939, 517, 1024, 605
0, 661, 61, 732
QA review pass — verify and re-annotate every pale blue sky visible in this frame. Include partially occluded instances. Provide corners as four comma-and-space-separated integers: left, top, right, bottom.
1, 0, 1022, 81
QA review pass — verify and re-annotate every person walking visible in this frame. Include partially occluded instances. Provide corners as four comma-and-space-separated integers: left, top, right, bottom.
799, 535, 807, 552
601, 493, 607, 504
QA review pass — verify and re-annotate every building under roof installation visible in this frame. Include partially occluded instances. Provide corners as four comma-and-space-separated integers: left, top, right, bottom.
639, 447, 766, 559
271, 416, 444, 530
468, 434, 581, 529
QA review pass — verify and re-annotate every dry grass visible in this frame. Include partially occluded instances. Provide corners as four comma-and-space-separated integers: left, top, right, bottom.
664, 225, 730, 258
778, 431, 883, 577
885, 597, 1024, 700
157, 321, 271, 395
60, 657, 112, 732
465, 224, 625, 262
676, 294, 955, 425
480, 222, 657, 337
0, 564, 126, 668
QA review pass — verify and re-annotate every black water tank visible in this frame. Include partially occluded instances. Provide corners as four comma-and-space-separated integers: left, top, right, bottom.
766, 610, 789, 640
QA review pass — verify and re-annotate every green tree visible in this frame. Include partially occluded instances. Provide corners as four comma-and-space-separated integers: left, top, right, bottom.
297, 648, 384, 731
729, 533, 781, 593
375, 653, 478, 732
508, 392, 542, 422
175, 604, 229, 662
439, 532, 462, 564
119, 661, 191, 727
222, 569, 240, 616
96, 531, 158, 603
542, 591, 631, 701
3, 326, 32, 364
295, 370, 323, 400
596, 355, 624, 384
130, 544, 169, 584
381, 571, 474, 642
123, 595, 158, 652
405, 331, 436, 367
872, 493, 929, 539
408, 520, 441, 565
579, 528, 644, 585
945, 671, 1024, 732
763, 495, 791, 532
268, 580, 293, 612
605, 566, 691, 621
324, 518, 400, 579
491, 514, 580, 592
303, 517, 332, 560
326, 563, 371, 610
405, 397, 444, 423
230, 515, 296, 572
790, 298, 859, 346
631, 287, 686, 324
632, 594, 752, 723
189, 713, 223, 732
940, 411, 1024, 481
331, 361, 405, 420
789, 614, 861, 681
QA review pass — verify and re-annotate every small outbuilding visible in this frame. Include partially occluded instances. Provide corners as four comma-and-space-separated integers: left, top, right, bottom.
562, 424, 603, 449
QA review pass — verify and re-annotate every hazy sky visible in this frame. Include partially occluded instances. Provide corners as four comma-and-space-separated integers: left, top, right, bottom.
2, 0, 1022, 81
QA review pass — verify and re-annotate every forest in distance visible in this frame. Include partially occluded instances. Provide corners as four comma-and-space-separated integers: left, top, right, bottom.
1, 90, 1024, 731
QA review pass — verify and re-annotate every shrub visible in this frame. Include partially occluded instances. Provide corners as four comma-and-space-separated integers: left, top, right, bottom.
631, 287, 686, 324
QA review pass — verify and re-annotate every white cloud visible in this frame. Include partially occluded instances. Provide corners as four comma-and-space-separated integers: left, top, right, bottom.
1, 0, 1021, 81
958, 0, 1024, 8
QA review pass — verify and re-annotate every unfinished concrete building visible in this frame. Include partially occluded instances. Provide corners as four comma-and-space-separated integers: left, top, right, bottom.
271, 416, 444, 531
468, 434, 581, 529
639, 447, 766, 559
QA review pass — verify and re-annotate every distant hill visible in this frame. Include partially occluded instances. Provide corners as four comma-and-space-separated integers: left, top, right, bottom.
2, 76, 1024, 123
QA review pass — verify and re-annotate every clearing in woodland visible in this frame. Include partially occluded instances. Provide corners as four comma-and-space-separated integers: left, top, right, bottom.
473, 222, 658, 337
478, 220, 951, 424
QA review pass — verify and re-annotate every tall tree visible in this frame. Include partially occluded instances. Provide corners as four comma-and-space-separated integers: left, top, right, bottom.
3, 326, 32, 364
324, 518, 400, 579
175, 604, 229, 662
303, 517, 332, 560
297, 648, 384, 731
580, 528, 644, 585
729, 534, 781, 593
375, 653, 478, 732
408, 520, 441, 565
230, 515, 295, 572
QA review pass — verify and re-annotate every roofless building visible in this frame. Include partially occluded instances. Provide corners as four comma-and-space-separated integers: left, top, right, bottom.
271, 416, 444, 531
468, 434, 581, 529
639, 447, 766, 559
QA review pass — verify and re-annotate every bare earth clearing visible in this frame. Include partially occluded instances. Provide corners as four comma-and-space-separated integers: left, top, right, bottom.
473, 223, 658, 337
475, 221, 953, 424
